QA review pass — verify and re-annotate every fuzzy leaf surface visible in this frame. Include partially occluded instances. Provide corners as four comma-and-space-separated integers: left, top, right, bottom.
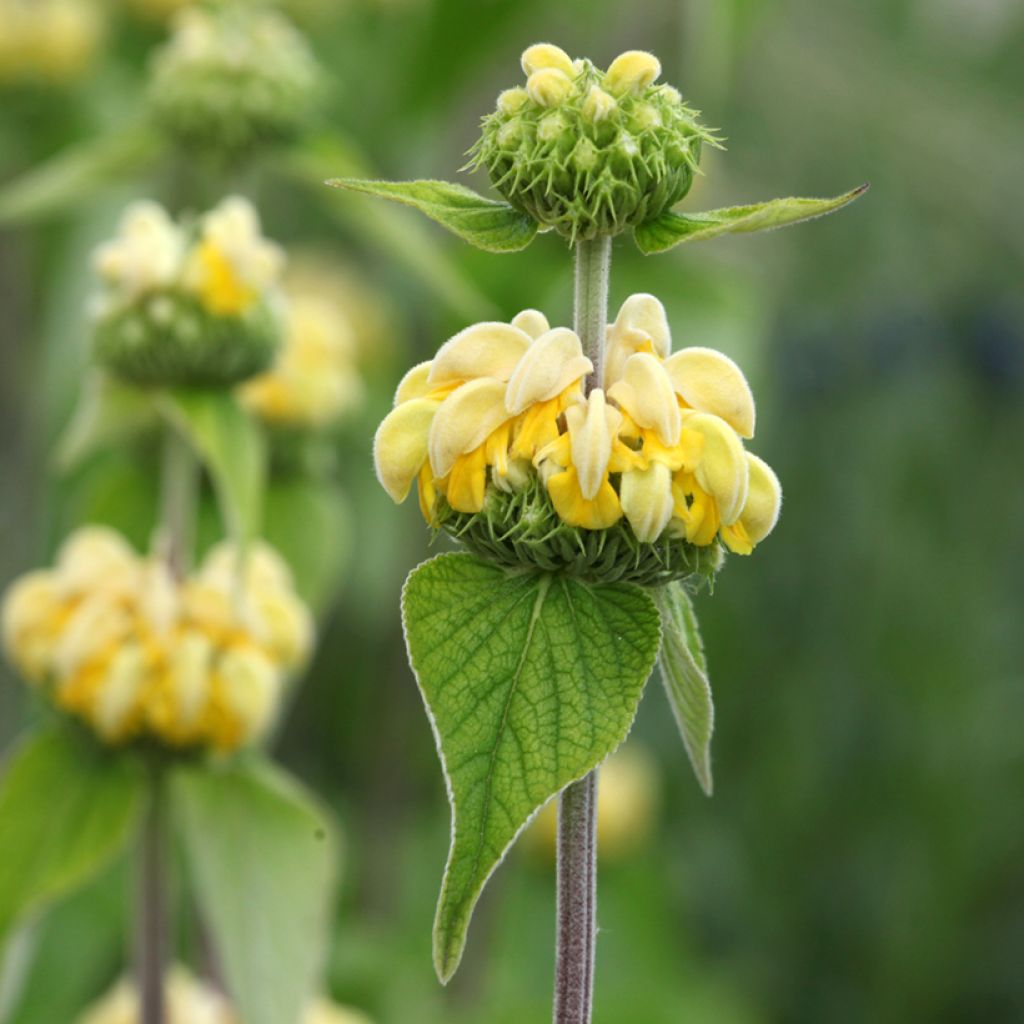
402, 553, 661, 981
655, 583, 714, 795
634, 184, 868, 254
0, 728, 142, 943
326, 178, 538, 253
174, 757, 337, 1024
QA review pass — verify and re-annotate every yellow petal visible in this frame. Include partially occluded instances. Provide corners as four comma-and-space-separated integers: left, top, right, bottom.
737, 452, 782, 545
394, 361, 433, 404
607, 352, 680, 446
682, 411, 749, 525
92, 643, 145, 740
521, 43, 575, 77
621, 462, 674, 542
606, 292, 671, 384
374, 397, 440, 503
582, 85, 616, 122
167, 629, 213, 732
527, 68, 573, 107
511, 308, 551, 339
547, 467, 622, 530
605, 50, 661, 94
565, 390, 616, 501
217, 646, 280, 748
428, 322, 532, 386
444, 445, 489, 514
417, 463, 439, 523
497, 87, 530, 114
664, 347, 756, 438
505, 328, 591, 414
428, 378, 510, 478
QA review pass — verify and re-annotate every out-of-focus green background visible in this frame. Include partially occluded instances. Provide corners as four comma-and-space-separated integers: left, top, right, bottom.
1, 0, 1023, 1021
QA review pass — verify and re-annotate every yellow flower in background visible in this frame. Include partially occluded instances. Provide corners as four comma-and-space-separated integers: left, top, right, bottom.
524, 746, 660, 863
1, 527, 313, 752
77, 967, 373, 1024
373, 293, 781, 554
241, 288, 363, 429
122, 0, 190, 22
0, 0, 103, 86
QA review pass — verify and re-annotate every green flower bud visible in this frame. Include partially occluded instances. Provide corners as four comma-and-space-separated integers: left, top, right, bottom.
470, 47, 718, 242
434, 477, 723, 588
147, 7, 319, 161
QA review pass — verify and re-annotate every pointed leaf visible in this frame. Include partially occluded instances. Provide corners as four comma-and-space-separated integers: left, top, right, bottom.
327, 178, 539, 254
655, 583, 715, 795
402, 553, 661, 982
158, 389, 265, 544
174, 757, 337, 1024
634, 184, 869, 254
0, 728, 143, 942
0, 127, 158, 226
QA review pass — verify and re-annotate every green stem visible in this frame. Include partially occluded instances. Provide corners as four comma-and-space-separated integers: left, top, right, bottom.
137, 765, 168, 1024
158, 425, 198, 579
553, 236, 612, 1024
573, 236, 612, 393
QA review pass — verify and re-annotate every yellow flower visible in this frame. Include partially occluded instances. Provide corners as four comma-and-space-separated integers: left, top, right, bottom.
1, 528, 313, 752
77, 966, 375, 1024
0, 0, 103, 86
185, 197, 285, 317
604, 50, 662, 95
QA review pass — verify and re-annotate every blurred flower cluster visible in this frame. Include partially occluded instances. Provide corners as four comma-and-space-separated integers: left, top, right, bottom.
0, 0, 103, 86
375, 293, 780, 555
78, 967, 372, 1024
91, 196, 286, 386
2, 527, 313, 751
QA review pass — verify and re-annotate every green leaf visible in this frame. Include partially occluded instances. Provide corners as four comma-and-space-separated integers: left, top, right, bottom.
327, 178, 539, 254
55, 372, 156, 473
0, 127, 158, 225
158, 389, 265, 544
0, 728, 143, 943
174, 758, 337, 1024
654, 583, 714, 796
402, 553, 662, 982
634, 184, 869, 254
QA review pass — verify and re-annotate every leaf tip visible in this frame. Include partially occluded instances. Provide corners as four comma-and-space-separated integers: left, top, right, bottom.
433, 940, 463, 985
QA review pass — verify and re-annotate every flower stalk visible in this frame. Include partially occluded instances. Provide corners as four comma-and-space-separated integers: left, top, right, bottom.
137, 762, 168, 1024
574, 236, 611, 393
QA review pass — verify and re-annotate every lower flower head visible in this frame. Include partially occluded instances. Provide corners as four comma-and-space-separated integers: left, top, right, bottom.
90, 197, 285, 387
2, 527, 313, 753
373, 293, 781, 584
471, 44, 718, 241
147, 6, 319, 158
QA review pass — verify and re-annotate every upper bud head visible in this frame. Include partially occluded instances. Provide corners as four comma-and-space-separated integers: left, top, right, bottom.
472, 44, 715, 241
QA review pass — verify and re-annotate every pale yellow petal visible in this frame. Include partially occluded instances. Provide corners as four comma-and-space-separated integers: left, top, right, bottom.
607, 352, 680, 446
92, 643, 145, 739
664, 346, 756, 438
527, 67, 573, 106
582, 85, 616, 122
428, 378, 509, 478
521, 43, 575, 77
605, 50, 661, 94
393, 361, 433, 404
428, 322, 532, 385
683, 411, 749, 525
620, 462, 674, 543
606, 292, 671, 384
218, 646, 280, 747
505, 328, 591, 414
739, 452, 782, 544
565, 390, 616, 501
511, 308, 551, 339
374, 397, 440, 503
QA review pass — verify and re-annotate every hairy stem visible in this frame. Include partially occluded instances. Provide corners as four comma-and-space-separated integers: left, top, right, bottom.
137, 765, 168, 1024
574, 236, 612, 393
553, 771, 599, 1024
158, 425, 198, 580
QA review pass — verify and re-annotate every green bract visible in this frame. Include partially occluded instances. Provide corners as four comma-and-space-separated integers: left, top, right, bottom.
92, 291, 281, 388
434, 479, 723, 587
469, 62, 715, 242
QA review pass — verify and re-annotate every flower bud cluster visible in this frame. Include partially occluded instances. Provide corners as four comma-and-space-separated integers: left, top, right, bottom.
148, 6, 319, 158
2, 527, 313, 753
373, 294, 780, 584
91, 197, 285, 387
78, 966, 372, 1024
470, 44, 717, 241
0, 0, 102, 86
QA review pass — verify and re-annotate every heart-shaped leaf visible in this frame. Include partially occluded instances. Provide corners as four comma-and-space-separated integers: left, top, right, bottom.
634, 184, 868, 254
655, 583, 714, 795
402, 553, 661, 982
327, 178, 539, 254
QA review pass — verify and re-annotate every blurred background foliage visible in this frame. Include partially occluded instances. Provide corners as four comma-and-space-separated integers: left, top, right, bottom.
1, 0, 1023, 1021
